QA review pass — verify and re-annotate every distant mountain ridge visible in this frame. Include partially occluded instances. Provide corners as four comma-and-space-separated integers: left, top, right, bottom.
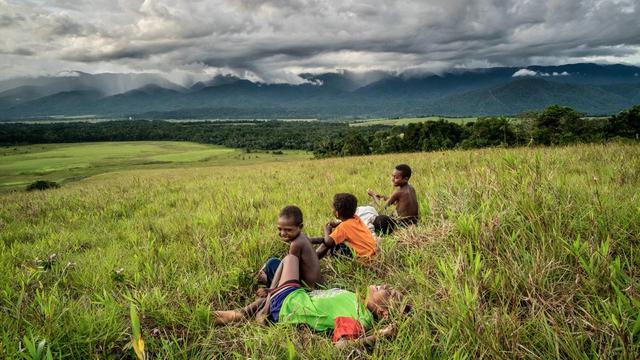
1, 63, 639, 120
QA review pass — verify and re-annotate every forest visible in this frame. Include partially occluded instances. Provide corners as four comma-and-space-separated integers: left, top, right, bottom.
1, 105, 638, 158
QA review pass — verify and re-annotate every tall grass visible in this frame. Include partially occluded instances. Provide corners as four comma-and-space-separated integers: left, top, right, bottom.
1, 143, 639, 358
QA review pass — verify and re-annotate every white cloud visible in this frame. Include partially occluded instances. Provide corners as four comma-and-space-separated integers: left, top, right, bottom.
512, 69, 538, 77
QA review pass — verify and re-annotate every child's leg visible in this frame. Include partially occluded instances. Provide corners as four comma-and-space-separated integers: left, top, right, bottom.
255, 254, 300, 322
330, 243, 353, 257
271, 254, 300, 287
213, 297, 267, 325
215, 256, 301, 326
257, 257, 281, 286
373, 215, 396, 235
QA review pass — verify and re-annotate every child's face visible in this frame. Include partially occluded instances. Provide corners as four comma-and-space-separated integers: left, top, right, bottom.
391, 169, 408, 187
332, 205, 340, 219
367, 284, 397, 318
277, 216, 302, 242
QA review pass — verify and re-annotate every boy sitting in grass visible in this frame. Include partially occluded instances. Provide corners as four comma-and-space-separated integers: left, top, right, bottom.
215, 254, 404, 347
310, 193, 377, 259
367, 164, 419, 234
257, 205, 321, 292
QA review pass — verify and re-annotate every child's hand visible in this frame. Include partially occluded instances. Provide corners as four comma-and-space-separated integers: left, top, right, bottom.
256, 288, 268, 298
329, 220, 341, 227
334, 339, 349, 350
324, 222, 335, 233
379, 324, 397, 338
367, 188, 376, 197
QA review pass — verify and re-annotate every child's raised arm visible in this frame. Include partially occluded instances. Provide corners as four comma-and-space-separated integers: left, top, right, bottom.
367, 188, 388, 201
367, 189, 389, 207
383, 190, 401, 208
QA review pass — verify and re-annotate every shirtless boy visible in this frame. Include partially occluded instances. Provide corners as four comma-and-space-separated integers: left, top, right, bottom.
367, 164, 419, 234
257, 205, 321, 290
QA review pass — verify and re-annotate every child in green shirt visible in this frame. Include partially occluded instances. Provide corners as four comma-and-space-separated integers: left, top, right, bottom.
214, 254, 405, 347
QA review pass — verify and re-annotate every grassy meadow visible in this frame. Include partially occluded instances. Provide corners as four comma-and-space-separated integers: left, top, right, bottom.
1, 142, 639, 358
0, 142, 310, 192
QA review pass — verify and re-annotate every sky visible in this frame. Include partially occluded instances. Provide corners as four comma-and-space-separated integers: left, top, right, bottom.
1, 0, 639, 85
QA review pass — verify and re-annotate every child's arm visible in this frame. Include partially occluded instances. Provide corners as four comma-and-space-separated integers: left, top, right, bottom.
383, 190, 401, 208
315, 222, 336, 259
289, 240, 302, 256
367, 188, 388, 202
335, 324, 396, 348
309, 236, 324, 245
310, 220, 339, 244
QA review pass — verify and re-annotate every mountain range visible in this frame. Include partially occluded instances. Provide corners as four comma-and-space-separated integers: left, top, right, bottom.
1, 63, 639, 120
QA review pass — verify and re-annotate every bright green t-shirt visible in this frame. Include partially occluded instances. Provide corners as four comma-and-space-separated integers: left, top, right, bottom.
278, 288, 374, 331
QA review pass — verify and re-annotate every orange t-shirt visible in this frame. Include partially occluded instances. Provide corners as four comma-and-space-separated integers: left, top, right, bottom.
330, 216, 377, 257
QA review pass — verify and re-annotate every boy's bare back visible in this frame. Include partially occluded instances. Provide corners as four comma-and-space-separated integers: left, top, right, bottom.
389, 184, 419, 219
289, 233, 322, 287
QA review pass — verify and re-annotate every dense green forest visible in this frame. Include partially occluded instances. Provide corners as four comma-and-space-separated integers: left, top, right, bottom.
1, 105, 638, 157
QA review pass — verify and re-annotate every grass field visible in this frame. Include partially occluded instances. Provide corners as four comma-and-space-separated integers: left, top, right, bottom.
350, 116, 478, 127
0, 142, 310, 192
1, 142, 639, 358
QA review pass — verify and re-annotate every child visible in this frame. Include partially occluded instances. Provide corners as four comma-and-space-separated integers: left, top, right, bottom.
367, 164, 419, 234
215, 254, 404, 347
311, 193, 377, 259
257, 205, 321, 290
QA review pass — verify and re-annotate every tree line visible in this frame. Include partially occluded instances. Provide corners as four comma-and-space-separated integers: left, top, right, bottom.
313, 105, 640, 157
0, 105, 638, 157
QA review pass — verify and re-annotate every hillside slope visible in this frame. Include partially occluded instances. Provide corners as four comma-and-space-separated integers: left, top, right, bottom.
1, 143, 639, 358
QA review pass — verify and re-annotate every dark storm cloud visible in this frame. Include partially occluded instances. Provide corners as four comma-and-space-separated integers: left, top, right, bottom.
0, 0, 639, 83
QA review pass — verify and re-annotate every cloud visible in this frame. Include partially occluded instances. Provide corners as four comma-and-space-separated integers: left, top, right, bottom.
0, 0, 639, 83
0, 13, 25, 27
512, 69, 538, 77
513, 69, 572, 77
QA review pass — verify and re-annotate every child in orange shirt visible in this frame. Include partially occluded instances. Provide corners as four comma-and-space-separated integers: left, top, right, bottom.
310, 193, 377, 259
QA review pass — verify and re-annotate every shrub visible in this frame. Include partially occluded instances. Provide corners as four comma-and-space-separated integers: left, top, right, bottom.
26, 180, 59, 191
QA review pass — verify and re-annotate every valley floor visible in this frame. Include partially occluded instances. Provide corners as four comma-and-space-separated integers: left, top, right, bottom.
0, 141, 310, 192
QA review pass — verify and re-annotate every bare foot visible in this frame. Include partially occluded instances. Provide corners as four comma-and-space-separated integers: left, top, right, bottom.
213, 310, 243, 325
257, 270, 268, 285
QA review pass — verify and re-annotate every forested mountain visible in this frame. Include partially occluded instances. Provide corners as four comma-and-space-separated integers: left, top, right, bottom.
1, 63, 639, 120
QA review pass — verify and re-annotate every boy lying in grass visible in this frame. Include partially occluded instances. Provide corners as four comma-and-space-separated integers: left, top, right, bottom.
367, 164, 419, 234
310, 193, 377, 259
215, 254, 404, 347
257, 206, 321, 292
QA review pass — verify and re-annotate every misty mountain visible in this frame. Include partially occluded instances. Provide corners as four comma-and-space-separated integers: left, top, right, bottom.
425, 78, 637, 116
1, 63, 639, 120
0, 71, 185, 97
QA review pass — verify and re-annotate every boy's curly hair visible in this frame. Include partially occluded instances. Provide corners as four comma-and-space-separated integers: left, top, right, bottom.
332, 193, 358, 219
395, 164, 412, 179
279, 205, 303, 225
